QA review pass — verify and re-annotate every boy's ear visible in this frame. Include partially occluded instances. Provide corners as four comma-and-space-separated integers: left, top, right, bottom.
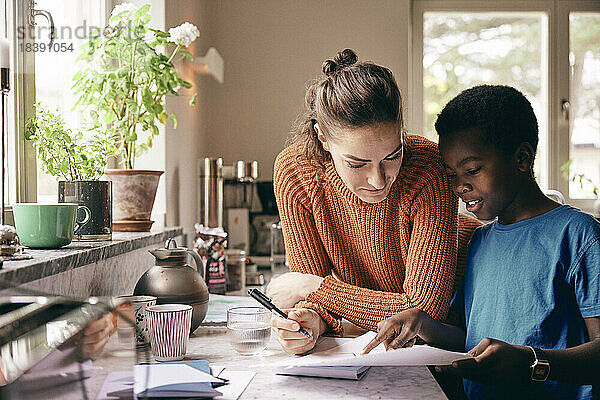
515, 142, 535, 173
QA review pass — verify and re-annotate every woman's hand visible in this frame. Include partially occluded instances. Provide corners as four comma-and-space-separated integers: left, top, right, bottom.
270, 308, 327, 355
362, 308, 428, 354
435, 337, 532, 384
77, 312, 115, 361
266, 272, 324, 309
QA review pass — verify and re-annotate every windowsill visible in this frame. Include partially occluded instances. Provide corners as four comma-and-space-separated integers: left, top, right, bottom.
0, 227, 183, 286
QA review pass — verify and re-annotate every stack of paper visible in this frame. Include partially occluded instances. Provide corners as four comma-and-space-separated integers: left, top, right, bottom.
274, 331, 471, 372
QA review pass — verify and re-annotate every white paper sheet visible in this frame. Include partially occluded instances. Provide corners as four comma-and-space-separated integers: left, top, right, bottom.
211, 366, 256, 400
275, 331, 470, 367
133, 364, 222, 394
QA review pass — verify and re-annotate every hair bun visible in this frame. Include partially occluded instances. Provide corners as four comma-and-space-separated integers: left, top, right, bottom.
322, 49, 358, 76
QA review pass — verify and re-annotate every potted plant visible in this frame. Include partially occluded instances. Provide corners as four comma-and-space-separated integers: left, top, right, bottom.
561, 160, 600, 219
72, 3, 199, 232
25, 104, 115, 240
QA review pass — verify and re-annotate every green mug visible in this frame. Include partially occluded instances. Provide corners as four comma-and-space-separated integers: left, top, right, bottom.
12, 203, 91, 249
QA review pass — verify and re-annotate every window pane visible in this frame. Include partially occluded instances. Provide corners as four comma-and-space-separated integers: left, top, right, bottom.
1, 1, 14, 207
568, 12, 600, 200
33, 0, 104, 202
423, 12, 548, 188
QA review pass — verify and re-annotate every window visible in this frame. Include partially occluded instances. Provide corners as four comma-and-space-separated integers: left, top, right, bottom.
4, 0, 166, 225
32, 0, 106, 202
421, 11, 548, 188
413, 0, 600, 211
566, 12, 600, 199
1, 0, 108, 206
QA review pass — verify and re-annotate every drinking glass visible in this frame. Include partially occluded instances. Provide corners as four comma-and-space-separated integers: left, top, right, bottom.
227, 307, 271, 355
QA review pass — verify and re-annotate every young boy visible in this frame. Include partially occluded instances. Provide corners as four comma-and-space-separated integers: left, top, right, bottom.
362, 85, 600, 399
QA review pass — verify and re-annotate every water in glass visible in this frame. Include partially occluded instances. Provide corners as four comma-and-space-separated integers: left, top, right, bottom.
227, 307, 271, 355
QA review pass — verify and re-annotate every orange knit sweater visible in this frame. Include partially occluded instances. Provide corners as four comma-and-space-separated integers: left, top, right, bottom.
273, 135, 481, 335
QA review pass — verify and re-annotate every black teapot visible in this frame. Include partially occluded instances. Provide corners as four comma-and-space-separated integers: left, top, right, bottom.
134, 238, 209, 333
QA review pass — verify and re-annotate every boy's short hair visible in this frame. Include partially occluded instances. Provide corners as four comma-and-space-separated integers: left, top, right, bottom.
435, 85, 539, 157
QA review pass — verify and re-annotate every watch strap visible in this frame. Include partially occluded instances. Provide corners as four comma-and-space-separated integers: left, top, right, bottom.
528, 346, 549, 362
527, 346, 551, 382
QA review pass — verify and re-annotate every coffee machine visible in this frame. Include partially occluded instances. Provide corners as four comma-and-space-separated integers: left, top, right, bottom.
220, 161, 257, 253
222, 163, 279, 263
199, 158, 279, 270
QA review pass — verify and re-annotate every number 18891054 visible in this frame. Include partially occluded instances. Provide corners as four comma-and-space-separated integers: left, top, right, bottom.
19, 42, 74, 53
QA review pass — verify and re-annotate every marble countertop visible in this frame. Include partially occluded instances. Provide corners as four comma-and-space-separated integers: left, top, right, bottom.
0, 227, 183, 285
47, 326, 448, 400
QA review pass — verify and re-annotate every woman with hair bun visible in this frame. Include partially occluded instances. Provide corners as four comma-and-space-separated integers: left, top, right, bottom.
267, 49, 481, 354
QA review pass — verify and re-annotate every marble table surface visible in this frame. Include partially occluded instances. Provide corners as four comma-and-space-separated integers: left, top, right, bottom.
46, 325, 448, 400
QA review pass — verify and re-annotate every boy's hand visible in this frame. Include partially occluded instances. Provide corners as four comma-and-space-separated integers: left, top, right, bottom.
362, 308, 427, 354
270, 308, 326, 354
77, 312, 115, 361
435, 337, 532, 384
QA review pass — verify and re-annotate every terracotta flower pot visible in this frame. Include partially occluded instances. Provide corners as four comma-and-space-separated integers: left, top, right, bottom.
103, 170, 163, 232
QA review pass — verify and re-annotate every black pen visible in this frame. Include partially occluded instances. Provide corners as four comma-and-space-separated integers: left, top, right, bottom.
247, 288, 313, 338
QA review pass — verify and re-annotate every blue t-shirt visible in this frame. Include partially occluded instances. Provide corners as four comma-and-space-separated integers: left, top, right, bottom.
452, 205, 600, 400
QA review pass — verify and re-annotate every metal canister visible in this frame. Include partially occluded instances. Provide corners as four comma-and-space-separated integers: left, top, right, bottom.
235, 160, 259, 183
198, 157, 223, 228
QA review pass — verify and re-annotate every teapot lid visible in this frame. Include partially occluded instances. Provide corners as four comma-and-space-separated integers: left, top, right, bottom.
150, 238, 188, 260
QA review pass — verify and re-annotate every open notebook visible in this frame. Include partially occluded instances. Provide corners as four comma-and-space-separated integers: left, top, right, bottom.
276, 364, 370, 380
275, 336, 370, 380
274, 331, 471, 374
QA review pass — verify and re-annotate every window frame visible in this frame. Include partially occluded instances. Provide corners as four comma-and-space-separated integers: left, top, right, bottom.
1, 0, 37, 213
14, 0, 37, 204
555, 0, 600, 210
8, 0, 112, 206
6, 0, 167, 226
411, 0, 600, 212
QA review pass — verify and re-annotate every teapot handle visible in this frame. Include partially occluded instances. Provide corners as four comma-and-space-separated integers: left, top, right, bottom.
187, 249, 204, 278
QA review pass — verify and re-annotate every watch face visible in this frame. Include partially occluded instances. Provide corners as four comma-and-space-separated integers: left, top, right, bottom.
531, 362, 551, 381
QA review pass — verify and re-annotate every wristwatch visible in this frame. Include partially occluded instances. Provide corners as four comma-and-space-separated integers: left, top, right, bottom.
527, 346, 550, 382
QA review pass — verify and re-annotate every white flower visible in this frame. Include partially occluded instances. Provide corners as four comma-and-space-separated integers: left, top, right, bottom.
168, 22, 200, 47
155, 44, 166, 56
111, 3, 136, 20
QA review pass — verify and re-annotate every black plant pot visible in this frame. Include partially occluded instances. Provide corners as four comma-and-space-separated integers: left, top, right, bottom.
58, 181, 112, 241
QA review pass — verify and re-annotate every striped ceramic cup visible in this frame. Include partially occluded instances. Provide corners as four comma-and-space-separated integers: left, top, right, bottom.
146, 304, 193, 362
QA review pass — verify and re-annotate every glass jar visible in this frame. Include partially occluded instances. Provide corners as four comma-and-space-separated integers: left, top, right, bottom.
270, 221, 288, 277
226, 249, 246, 291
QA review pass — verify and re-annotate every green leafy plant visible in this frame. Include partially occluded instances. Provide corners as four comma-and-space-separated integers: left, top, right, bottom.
560, 160, 599, 198
72, 3, 199, 169
25, 104, 114, 181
